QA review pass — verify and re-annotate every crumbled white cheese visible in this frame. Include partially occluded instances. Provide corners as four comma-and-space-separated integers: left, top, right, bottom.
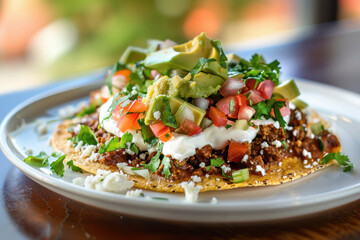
73, 124, 81, 134
139, 153, 147, 160
205, 174, 209, 178
255, 165, 266, 176
283, 175, 287, 179
242, 155, 248, 162
313, 161, 319, 166
133, 169, 150, 180
35, 119, 48, 135
84, 170, 134, 193
190, 175, 202, 183
131, 90, 138, 95
125, 189, 143, 198
199, 162, 205, 168
273, 121, 280, 129
72, 177, 85, 186
153, 111, 161, 120
302, 149, 312, 159
295, 111, 302, 120
117, 163, 136, 175
260, 150, 263, 155
125, 148, 136, 155
271, 140, 282, 148
216, 178, 220, 181
180, 181, 203, 202
58, 105, 78, 119
304, 164, 312, 169
279, 162, 282, 166
80, 145, 97, 158
261, 142, 269, 148
310, 134, 315, 139
293, 130, 298, 136
285, 125, 293, 131
304, 159, 308, 164
210, 197, 218, 205
87, 151, 100, 162
220, 165, 231, 173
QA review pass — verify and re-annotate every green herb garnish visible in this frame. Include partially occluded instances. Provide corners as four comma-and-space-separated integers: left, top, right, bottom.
161, 156, 171, 178
190, 57, 216, 79
50, 154, 67, 177
211, 40, 228, 68
76, 104, 97, 117
120, 132, 139, 154
67, 160, 83, 173
225, 124, 232, 129
24, 151, 50, 167
229, 98, 235, 114
311, 122, 325, 135
141, 142, 164, 173
99, 137, 120, 154
72, 125, 98, 146
321, 152, 353, 172
210, 158, 224, 167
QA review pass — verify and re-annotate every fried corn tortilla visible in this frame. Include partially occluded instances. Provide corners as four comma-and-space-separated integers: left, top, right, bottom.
51, 119, 337, 193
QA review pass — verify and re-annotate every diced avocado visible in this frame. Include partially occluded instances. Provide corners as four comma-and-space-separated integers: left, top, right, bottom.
174, 102, 206, 126
144, 95, 177, 128
234, 119, 249, 130
119, 46, 147, 64
273, 79, 300, 100
144, 33, 227, 79
143, 72, 225, 105
226, 53, 241, 64
168, 96, 185, 113
291, 98, 308, 110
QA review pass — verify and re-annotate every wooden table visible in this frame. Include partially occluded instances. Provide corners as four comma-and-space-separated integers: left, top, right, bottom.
1, 22, 360, 239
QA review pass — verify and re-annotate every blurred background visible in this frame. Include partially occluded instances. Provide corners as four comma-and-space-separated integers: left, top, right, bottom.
1, 0, 360, 94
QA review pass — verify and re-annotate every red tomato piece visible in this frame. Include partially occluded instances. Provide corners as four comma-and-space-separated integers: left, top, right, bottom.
270, 99, 290, 117
227, 142, 249, 162
150, 121, 173, 142
237, 106, 256, 121
117, 113, 139, 133
248, 90, 265, 105
209, 106, 228, 127
215, 96, 239, 118
127, 100, 147, 113
256, 79, 275, 100
235, 94, 247, 107
180, 119, 202, 136
113, 69, 132, 82
241, 78, 257, 94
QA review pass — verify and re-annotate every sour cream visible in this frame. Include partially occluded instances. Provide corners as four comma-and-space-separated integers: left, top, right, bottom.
99, 97, 289, 161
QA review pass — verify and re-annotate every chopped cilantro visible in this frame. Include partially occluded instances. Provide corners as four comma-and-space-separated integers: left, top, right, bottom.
252, 99, 286, 127
76, 104, 96, 117
141, 143, 164, 173
120, 132, 139, 154
72, 125, 98, 146
67, 160, 83, 173
24, 151, 49, 167
225, 124, 232, 129
152, 197, 169, 201
138, 119, 158, 145
210, 158, 224, 167
131, 167, 142, 170
190, 57, 216, 79
321, 152, 353, 172
161, 156, 171, 178
99, 137, 120, 154
281, 140, 288, 150
161, 97, 178, 128
319, 138, 324, 151
211, 40, 228, 68
50, 154, 67, 177
206, 166, 211, 171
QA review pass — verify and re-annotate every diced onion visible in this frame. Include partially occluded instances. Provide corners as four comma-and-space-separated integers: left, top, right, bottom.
219, 78, 245, 97
193, 98, 209, 110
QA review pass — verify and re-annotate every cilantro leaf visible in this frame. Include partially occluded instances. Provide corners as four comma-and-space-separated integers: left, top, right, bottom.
76, 104, 96, 117
161, 97, 178, 128
211, 40, 228, 68
120, 132, 133, 148
138, 119, 158, 145
210, 158, 224, 167
72, 125, 98, 146
24, 151, 49, 167
50, 154, 67, 177
141, 142, 163, 173
106, 62, 128, 95
225, 124, 232, 129
321, 152, 353, 172
190, 57, 216, 79
161, 156, 171, 178
273, 101, 286, 128
229, 98, 235, 114
99, 137, 120, 154
67, 160, 83, 173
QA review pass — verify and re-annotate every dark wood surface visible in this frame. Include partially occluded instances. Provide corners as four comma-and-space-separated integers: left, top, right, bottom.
1, 22, 360, 240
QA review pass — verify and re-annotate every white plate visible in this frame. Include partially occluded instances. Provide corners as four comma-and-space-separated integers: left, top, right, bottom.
1, 79, 360, 223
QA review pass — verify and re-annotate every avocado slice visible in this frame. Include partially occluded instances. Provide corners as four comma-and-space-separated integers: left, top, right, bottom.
143, 33, 227, 79
174, 102, 206, 126
119, 46, 148, 64
273, 79, 300, 100
226, 53, 241, 64
291, 98, 308, 110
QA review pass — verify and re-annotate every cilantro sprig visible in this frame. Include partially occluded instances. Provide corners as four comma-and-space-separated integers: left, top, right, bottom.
252, 99, 286, 127
76, 104, 96, 117
190, 57, 216, 79
120, 132, 139, 154
321, 152, 353, 172
99, 137, 120, 154
72, 125, 98, 146
161, 156, 171, 178
24, 151, 67, 177
142, 142, 164, 173
67, 160, 83, 173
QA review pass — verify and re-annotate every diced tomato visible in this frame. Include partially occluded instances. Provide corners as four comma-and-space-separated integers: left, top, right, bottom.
270, 99, 290, 117
241, 78, 257, 94
112, 104, 125, 121
215, 96, 239, 118
150, 121, 173, 142
209, 106, 228, 127
248, 90, 265, 105
237, 106, 256, 121
180, 119, 202, 136
227, 142, 249, 162
113, 69, 132, 82
256, 79, 275, 100
117, 113, 139, 132
127, 100, 147, 113
219, 78, 245, 97
235, 94, 247, 107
